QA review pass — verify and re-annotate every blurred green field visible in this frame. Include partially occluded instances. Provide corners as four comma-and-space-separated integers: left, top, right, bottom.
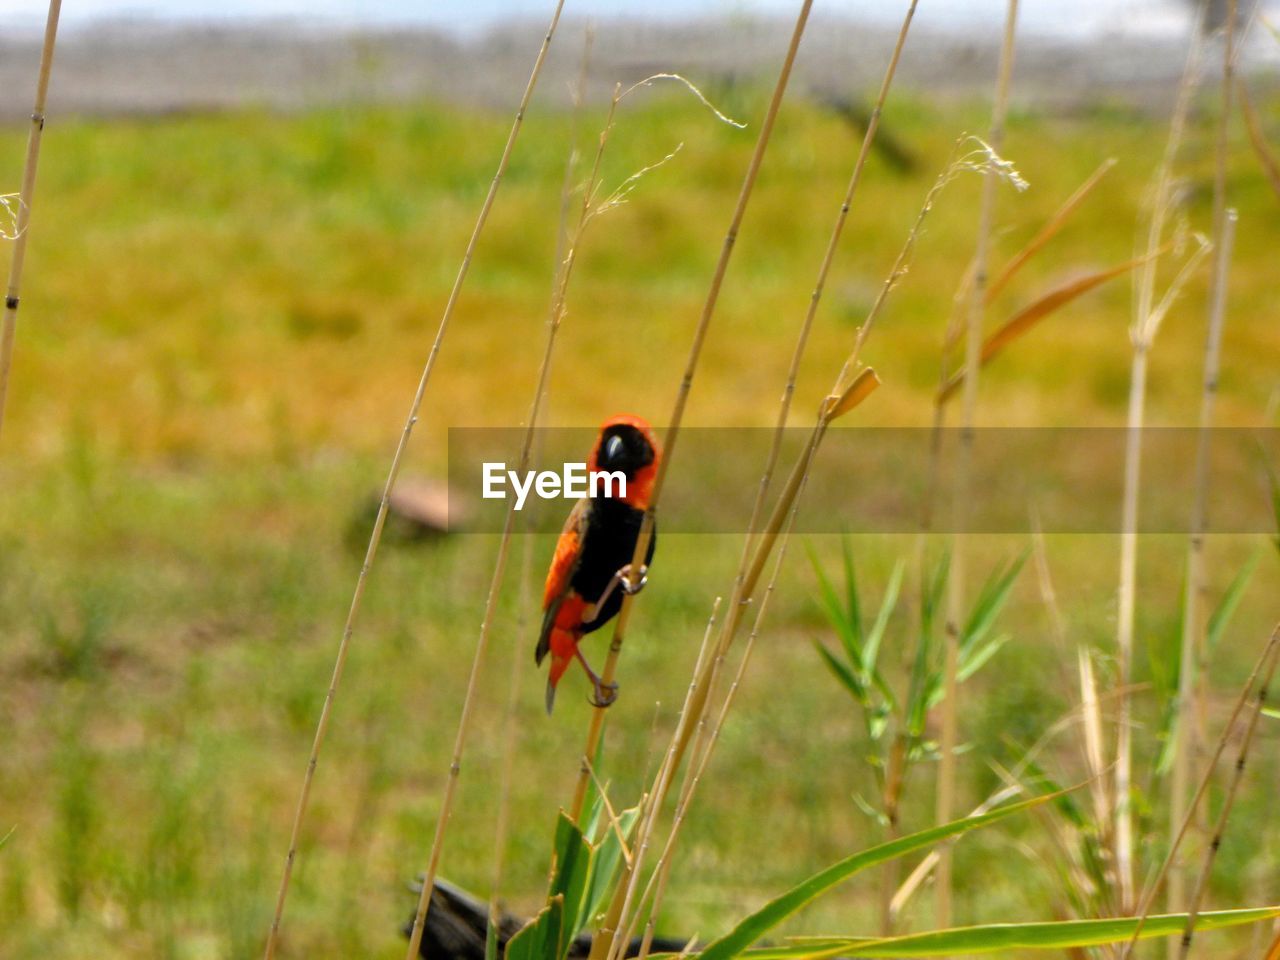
1, 81, 1278, 959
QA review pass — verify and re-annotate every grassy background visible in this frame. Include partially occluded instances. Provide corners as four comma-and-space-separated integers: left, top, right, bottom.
1, 82, 1278, 958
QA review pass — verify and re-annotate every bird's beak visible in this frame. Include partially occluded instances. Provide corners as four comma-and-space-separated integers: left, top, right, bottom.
545, 679, 557, 715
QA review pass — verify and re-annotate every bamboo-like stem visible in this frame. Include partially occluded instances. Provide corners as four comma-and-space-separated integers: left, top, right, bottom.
1114, 3, 1207, 918
937, 0, 1019, 936
1168, 200, 1235, 928
567, 0, 816, 830
0, 0, 63, 445
404, 80, 621, 960
1118, 624, 1280, 960
630, 504, 801, 960
263, 7, 564, 956
596, 598, 724, 960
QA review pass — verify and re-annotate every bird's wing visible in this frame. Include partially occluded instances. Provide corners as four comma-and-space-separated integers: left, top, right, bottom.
536, 498, 589, 665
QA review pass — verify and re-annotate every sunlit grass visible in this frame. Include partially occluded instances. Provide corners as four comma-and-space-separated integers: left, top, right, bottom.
0, 88, 1277, 958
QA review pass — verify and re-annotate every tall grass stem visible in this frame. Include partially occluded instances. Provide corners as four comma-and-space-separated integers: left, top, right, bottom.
937, 0, 1019, 936
0, 0, 63, 445
261, 5, 565, 955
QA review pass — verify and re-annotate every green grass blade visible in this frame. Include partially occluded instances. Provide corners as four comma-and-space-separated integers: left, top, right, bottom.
814, 640, 867, 702
505, 896, 565, 960
710, 907, 1280, 958
808, 544, 860, 666
841, 538, 864, 651
1206, 548, 1261, 652
957, 633, 1010, 683
863, 558, 905, 679
960, 552, 1027, 657
694, 791, 1064, 960
583, 805, 640, 930
551, 812, 593, 956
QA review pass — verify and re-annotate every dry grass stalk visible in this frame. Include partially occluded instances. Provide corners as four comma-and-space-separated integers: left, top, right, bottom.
1168, 206, 1235, 926
628, 515, 800, 960
937, 0, 1019, 936
602, 126, 1008, 956
486, 26, 595, 950
1114, 4, 1209, 913
673, 2, 920, 880
1118, 624, 1280, 960
567, 0, 817, 829
262, 7, 567, 955
984, 157, 1116, 303
1176, 627, 1280, 958
404, 77, 625, 960
936, 249, 1160, 405
1237, 81, 1280, 199
593, 597, 725, 960
0, 0, 64, 445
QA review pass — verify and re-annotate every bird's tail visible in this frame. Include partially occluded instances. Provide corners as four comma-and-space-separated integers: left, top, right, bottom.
543, 628, 576, 715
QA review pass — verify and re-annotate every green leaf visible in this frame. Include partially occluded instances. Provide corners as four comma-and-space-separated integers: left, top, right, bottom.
841, 538, 864, 651
505, 896, 565, 960
961, 552, 1027, 658
693, 907, 1280, 959
1206, 549, 1261, 652
957, 633, 1010, 683
583, 805, 640, 932
694, 792, 1065, 960
814, 640, 867, 703
551, 813, 593, 956
863, 559, 905, 687
484, 914, 499, 960
808, 545, 860, 667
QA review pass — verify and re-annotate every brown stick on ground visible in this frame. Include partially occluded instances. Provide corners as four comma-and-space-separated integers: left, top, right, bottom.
262, 4, 566, 956
0, 0, 64, 446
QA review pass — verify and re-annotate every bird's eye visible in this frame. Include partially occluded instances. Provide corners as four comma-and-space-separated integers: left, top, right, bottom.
602, 434, 626, 467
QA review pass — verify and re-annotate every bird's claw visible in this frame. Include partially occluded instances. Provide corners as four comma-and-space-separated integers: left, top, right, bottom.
620, 563, 648, 596
589, 680, 619, 708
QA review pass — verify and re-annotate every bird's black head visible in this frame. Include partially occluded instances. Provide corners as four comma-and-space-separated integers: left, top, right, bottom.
589, 417, 661, 511
593, 421, 657, 477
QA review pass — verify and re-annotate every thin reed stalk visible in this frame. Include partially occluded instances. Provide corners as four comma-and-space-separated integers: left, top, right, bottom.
404, 80, 624, 960
262, 8, 565, 954
604, 127, 999, 960
629, 503, 803, 960
1176, 633, 1280, 957
567, 0, 816, 829
485, 27, 594, 950
1168, 206, 1235, 923
1115, 2, 1208, 914
1183, 5, 1238, 910
669, 4, 920, 920
0, 0, 64, 445
937, 0, 1019, 936
1119, 624, 1280, 960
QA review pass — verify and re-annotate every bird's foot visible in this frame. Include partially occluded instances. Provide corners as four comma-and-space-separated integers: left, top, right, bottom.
575, 647, 619, 708
619, 563, 648, 596
588, 679, 619, 708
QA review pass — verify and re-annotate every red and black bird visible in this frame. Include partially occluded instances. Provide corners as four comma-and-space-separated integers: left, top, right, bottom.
536, 414, 661, 714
